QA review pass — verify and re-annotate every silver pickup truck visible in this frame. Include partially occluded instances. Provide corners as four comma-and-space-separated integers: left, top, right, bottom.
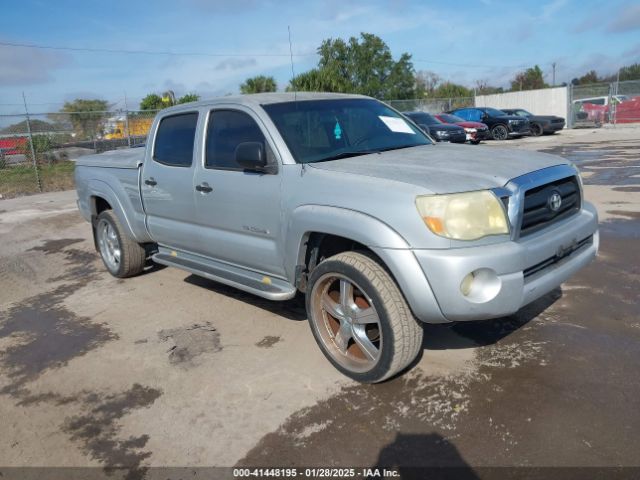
75, 92, 598, 383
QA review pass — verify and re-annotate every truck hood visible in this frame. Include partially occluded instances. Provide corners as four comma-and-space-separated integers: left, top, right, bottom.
308, 144, 568, 194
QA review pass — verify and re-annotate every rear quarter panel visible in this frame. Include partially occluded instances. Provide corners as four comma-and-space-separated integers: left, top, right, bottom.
75, 164, 152, 243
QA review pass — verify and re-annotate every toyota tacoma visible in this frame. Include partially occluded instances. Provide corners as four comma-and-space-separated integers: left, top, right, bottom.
75, 93, 599, 383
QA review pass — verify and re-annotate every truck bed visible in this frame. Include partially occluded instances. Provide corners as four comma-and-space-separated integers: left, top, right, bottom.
75, 147, 144, 169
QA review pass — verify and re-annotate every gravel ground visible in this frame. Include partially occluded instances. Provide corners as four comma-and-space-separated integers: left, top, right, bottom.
0, 126, 639, 478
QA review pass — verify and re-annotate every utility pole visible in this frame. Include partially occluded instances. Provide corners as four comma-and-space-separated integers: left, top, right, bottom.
22, 92, 42, 193
124, 91, 131, 148
552, 62, 556, 86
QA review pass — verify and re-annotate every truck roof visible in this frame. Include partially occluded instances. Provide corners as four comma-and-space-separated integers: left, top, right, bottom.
160, 92, 371, 114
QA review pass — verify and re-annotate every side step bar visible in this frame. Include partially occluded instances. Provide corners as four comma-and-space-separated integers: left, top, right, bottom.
152, 247, 297, 301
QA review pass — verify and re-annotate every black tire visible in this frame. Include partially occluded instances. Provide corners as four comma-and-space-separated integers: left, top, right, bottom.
491, 124, 509, 140
95, 210, 146, 278
306, 251, 423, 383
530, 123, 544, 136
470, 139, 481, 145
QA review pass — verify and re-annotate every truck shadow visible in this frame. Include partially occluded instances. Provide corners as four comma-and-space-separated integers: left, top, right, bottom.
422, 288, 562, 351
182, 273, 562, 348
372, 433, 479, 479
183, 274, 307, 321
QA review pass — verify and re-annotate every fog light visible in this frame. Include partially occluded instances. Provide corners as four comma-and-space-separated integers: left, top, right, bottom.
460, 273, 474, 296
459, 268, 502, 303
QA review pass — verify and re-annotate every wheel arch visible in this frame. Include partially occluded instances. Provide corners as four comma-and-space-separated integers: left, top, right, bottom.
86, 180, 140, 243
286, 205, 447, 324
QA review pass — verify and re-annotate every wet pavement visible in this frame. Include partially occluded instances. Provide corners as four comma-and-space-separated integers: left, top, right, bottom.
0, 128, 639, 477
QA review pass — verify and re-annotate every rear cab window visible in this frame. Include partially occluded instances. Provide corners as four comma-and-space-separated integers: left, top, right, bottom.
153, 112, 199, 167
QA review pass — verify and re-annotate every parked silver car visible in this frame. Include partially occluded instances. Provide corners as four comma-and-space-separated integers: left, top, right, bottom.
75, 93, 598, 382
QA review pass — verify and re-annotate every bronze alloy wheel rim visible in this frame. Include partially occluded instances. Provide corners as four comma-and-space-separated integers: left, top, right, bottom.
310, 273, 382, 373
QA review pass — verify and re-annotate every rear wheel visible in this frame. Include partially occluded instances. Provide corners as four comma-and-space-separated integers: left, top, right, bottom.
491, 124, 509, 140
96, 210, 146, 278
306, 251, 423, 383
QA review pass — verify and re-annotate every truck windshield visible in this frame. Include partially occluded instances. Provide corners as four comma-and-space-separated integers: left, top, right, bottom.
262, 98, 432, 164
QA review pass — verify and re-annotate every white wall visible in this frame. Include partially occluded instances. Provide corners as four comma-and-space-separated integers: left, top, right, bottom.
475, 86, 568, 121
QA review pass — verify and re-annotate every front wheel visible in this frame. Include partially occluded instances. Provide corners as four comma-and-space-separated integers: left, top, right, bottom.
95, 210, 146, 278
306, 251, 423, 383
491, 124, 509, 140
530, 123, 544, 136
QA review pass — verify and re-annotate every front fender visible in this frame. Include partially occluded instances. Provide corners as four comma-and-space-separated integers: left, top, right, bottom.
285, 205, 447, 324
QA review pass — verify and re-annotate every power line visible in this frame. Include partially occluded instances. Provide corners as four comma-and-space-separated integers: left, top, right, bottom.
0, 40, 318, 58
413, 58, 529, 69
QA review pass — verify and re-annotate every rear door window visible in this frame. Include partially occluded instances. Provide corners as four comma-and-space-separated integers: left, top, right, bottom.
454, 109, 471, 121
153, 113, 198, 167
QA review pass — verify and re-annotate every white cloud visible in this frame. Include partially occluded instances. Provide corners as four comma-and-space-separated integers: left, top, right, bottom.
0, 43, 70, 86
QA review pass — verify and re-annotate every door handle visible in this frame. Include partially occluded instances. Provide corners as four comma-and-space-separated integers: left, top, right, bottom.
144, 178, 157, 186
195, 183, 213, 193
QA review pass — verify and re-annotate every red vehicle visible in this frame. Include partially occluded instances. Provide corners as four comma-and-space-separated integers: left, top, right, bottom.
434, 113, 489, 144
0, 136, 27, 155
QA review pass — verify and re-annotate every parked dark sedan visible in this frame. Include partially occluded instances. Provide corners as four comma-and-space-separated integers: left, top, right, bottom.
449, 107, 530, 140
402, 111, 467, 143
501, 109, 565, 136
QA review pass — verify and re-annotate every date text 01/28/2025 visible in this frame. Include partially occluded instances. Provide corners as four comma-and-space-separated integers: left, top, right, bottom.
233, 467, 399, 477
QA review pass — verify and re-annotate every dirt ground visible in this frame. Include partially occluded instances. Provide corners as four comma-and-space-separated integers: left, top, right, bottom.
0, 125, 639, 478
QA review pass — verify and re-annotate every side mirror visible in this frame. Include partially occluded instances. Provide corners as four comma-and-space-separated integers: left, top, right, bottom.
234, 142, 275, 173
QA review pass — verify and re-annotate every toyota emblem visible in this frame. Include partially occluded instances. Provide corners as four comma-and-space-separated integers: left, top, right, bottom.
548, 192, 562, 212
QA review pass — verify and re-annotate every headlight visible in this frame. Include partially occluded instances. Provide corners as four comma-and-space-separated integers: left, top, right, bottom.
464, 128, 477, 133
434, 130, 450, 137
508, 119, 519, 124
415, 191, 509, 240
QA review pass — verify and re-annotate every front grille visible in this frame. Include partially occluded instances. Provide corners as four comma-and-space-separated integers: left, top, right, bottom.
523, 235, 593, 278
520, 175, 581, 237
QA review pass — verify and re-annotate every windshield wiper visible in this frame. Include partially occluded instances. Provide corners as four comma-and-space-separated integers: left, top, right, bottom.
310, 150, 381, 163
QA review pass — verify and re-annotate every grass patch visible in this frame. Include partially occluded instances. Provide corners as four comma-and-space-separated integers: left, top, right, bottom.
0, 161, 75, 199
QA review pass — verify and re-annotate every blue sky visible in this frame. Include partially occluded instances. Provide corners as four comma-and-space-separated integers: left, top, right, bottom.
0, 0, 639, 114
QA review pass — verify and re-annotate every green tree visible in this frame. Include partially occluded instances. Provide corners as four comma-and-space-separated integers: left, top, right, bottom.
288, 33, 418, 100
287, 69, 330, 92
619, 63, 640, 81
433, 82, 473, 98
140, 93, 164, 110
177, 93, 200, 104
510, 65, 548, 91
1, 119, 55, 134
415, 70, 441, 97
475, 80, 504, 95
61, 99, 110, 139
140, 91, 200, 110
240, 75, 277, 94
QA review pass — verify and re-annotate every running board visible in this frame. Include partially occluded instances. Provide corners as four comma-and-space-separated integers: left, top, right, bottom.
152, 248, 297, 301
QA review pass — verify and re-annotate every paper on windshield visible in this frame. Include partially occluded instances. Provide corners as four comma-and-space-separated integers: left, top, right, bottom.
378, 116, 415, 134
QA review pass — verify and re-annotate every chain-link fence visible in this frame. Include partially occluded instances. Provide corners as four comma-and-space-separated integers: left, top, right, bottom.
386, 97, 474, 114
0, 110, 157, 199
569, 79, 640, 128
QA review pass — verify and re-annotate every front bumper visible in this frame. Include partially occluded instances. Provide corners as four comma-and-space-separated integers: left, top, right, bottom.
544, 122, 565, 132
435, 132, 467, 143
412, 202, 598, 322
466, 128, 489, 141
